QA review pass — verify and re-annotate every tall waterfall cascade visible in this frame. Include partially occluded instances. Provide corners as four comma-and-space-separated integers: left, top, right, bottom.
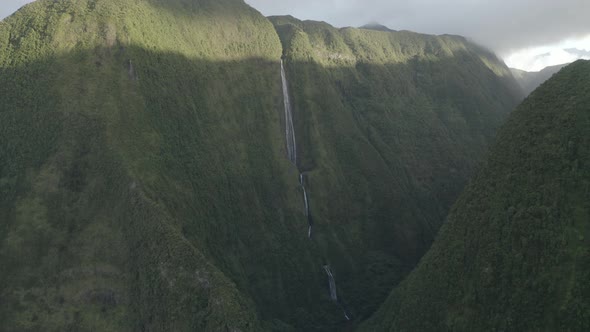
324, 265, 351, 320
300, 173, 313, 239
281, 59, 312, 238
281, 60, 297, 165
323, 265, 338, 301
280, 59, 349, 321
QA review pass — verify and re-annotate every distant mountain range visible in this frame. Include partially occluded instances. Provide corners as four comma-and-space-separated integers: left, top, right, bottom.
360, 23, 394, 32
511, 63, 569, 96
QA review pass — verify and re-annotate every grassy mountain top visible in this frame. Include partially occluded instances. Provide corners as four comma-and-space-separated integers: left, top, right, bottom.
270, 15, 513, 77
359, 23, 394, 32
361, 60, 590, 331
1, 0, 281, 62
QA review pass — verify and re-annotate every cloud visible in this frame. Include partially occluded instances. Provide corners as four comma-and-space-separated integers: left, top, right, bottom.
505, 35, 590, 71
518, 49, 587, 71
245, 0, 590, 56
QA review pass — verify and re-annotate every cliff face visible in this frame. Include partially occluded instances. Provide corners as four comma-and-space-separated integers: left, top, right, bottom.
0, 1, 525, 331
270, 15, 522, 320
0, 0, 282, 330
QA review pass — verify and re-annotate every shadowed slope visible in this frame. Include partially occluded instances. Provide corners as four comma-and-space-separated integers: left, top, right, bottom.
0, 0, 284, 330
361, 60, 590, 331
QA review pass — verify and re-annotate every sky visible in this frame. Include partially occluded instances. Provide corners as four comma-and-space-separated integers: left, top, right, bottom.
0, 0, 30, 20
1, 0, 589, 71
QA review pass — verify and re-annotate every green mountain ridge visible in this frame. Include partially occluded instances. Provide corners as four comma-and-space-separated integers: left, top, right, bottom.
359, 23, 394, 32
361, 60, 590, 331
1, 0, 524, 331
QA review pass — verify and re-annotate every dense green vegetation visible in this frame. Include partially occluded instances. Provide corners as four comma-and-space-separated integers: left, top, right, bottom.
361, 60, 590, 331
0, 0, 285, 330
0, 1, 523, 331
271, 16, 522, 320
511, 63, 569, 96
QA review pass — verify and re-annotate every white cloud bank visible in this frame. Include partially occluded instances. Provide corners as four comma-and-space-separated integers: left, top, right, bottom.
505, 35, 590, 71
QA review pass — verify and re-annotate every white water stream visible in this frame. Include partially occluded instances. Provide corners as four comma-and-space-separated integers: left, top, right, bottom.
281, 60, 349, 321
323, 265, 338, 301
281, 60, 297, 165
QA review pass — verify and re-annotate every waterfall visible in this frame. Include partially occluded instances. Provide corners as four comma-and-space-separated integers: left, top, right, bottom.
302, 187, 310, 219
280, 59, 350, 321
282, 60, 311, 238
281, 60, 297, 165
344, 310, 350, 321
323, 265, 351, 321
300, 173, 313, 238
323, 265, 338, 301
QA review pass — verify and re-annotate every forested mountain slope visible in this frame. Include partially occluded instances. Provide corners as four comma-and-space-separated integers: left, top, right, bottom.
0, 0, 286, 330
0, 1, 522, 331
361, 60, 590, 331
270, 15, 522, 321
